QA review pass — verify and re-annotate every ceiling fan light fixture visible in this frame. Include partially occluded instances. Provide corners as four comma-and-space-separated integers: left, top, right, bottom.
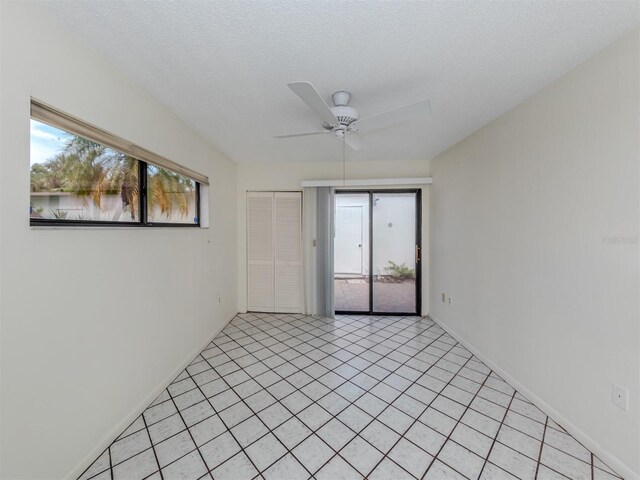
331, 91, 351, 107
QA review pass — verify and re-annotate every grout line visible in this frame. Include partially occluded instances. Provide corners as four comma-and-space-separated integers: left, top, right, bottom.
534, 415, 549, 479
476, 389, 517, 479
141, 411, 165, 480
108, 448, 113, 480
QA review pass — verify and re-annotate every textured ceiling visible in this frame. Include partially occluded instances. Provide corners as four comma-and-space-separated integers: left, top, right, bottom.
36, 1, 638, 164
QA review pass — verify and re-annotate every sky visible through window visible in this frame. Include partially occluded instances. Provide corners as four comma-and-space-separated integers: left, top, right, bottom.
30, 119, 71, 165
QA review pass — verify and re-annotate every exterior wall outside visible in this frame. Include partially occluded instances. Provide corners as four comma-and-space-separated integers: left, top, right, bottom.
30, 192, 198, 224
335, 193, 417, 277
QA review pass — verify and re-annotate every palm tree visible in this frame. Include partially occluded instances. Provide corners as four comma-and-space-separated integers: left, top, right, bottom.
30, 134, 192, 221
63, 136, 138, 210
147, 165, 194, 220
30, 154, 68, 192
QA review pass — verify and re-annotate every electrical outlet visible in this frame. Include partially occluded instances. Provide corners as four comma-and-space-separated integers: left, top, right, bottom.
448, 297, 453, 305
442, 293, 446, 302
612, 384, 629, 411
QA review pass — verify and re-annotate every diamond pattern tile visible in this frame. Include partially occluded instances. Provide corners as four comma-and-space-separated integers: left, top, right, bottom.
78, 313, 623, 480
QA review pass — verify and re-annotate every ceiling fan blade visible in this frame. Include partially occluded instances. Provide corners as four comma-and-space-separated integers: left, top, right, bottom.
273, 131, 330, 139
355, 99, 431, 133
288, 81, 339, 126
344, 133, 365, 151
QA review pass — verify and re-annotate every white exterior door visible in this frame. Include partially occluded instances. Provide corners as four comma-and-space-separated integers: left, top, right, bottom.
334, 206, 364, 275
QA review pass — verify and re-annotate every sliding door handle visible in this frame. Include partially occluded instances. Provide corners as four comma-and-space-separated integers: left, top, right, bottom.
415, 245, 421, 263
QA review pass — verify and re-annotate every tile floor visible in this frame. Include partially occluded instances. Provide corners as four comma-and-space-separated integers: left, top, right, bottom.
79, 314, 622, 480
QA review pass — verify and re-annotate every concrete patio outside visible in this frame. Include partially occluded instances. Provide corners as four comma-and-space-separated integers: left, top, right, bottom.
334, 277, 416, 313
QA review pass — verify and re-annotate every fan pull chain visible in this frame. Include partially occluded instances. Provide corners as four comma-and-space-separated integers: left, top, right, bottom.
342, 135, 346, 186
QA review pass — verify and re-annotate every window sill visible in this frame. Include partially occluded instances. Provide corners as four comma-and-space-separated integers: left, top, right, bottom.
30, 224, 208, 230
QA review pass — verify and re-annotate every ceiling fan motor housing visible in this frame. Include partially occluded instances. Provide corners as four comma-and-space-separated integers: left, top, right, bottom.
330, 91, 359, 126
330, 106, 359, 125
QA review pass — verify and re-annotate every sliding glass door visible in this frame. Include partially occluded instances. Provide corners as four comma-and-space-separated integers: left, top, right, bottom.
334, 190, 421, 315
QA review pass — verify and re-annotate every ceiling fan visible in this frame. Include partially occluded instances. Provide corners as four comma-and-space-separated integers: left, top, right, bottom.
274, 81, 431, 151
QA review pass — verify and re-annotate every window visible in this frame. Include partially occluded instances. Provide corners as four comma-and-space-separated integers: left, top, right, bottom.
30, 120, 142, 223
29, 100, 207, 227
146, 165, 198, 225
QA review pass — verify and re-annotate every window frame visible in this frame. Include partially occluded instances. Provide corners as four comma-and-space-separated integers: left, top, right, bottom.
142, 162, 202, 228
29, 101, 206, 228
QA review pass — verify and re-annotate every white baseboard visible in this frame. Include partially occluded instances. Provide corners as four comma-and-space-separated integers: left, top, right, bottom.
65, 314, 236, 480
429, 314, 639, 480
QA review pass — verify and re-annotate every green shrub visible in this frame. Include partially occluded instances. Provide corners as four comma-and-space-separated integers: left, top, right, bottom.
385, 260, 415, 280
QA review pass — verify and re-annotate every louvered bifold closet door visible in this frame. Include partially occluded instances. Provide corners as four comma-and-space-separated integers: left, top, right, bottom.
274, 192, 302, 313
247, 192, 275, 312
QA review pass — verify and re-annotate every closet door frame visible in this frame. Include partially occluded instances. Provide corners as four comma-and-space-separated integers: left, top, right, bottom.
246, 190, 303, 314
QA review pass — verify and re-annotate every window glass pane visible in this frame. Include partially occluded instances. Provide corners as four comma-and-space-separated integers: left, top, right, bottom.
334, 193, 370, 312
30, 119, 140, 222
372, 192, 417, 314
146, 165, 198, 224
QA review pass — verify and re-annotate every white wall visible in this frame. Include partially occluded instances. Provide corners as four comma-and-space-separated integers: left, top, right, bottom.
430, 30, 639, 478
0, 3, 238, 479
237, 159, 430, 315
